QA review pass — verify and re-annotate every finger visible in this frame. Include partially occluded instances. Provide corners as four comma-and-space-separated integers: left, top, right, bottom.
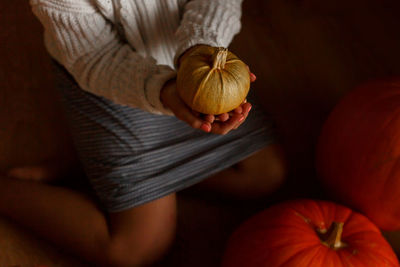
228, 100, 248, 116
200, 122, 212, 132
233, 105, 243, 114
246, 65, 257, 83
233, 103, 252, 129
175, 109, 208, 131
227, 113, 246, 132
211, 113, 244, 135
217, 113, 229, 122
203, 114, 215, 124
242, 102, 252, 114
233, 112, 249, 129
250, 72, 257, 82
161, 81, 211, 132
171, 100, 209, 132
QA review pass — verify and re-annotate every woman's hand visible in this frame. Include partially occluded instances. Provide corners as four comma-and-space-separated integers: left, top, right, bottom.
160, 69, 256, 135
161, 79, 214, 132
164, 44, 256, 134
205, 69, 256, 133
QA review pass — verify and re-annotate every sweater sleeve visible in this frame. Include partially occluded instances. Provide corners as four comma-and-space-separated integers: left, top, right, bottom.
30, 0, 175, 115
174, 0, 243, 65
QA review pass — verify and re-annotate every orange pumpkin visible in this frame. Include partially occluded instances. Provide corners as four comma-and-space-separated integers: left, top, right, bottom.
316, 79, 400, 230
222, 199, 399, 267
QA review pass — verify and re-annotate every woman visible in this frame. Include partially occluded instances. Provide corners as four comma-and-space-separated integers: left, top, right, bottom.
1, 0, 286, 265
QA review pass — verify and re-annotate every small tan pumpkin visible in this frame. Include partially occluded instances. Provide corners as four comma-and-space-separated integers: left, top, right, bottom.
177, 46, 250, 115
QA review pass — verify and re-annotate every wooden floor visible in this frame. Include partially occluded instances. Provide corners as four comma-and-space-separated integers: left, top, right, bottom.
1, 0, 400, 266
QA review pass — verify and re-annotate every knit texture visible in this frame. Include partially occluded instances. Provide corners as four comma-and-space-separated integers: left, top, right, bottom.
30, 0, 243, 115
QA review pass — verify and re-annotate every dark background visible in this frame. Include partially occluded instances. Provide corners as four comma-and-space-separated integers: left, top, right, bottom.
2, 0, 400, 266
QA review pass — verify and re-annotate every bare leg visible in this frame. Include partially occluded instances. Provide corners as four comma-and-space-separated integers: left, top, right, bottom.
194, 143, 287, 199
0, 176, 176, 266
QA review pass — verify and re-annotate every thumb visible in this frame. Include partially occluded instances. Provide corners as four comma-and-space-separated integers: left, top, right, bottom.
246, 65, 257, 82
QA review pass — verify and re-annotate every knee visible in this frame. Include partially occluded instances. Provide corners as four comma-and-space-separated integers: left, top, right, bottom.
103, 225, 176, 267
102, 216, 177, 267
239, 144, 288, 198
259, 152, 287, 194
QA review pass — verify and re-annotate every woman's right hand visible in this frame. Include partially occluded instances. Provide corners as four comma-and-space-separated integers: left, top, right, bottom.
160, 79, 248, 135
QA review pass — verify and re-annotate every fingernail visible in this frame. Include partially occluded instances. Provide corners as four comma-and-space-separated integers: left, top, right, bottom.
201, 123, 211, 132
248, 105, 252, 112
238, 115, 245, 122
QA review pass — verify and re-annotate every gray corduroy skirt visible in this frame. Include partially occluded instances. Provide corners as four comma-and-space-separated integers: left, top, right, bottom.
53, 62, 277, 212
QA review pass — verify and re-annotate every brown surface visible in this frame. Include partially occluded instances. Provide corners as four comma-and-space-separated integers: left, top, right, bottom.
1, 0, 400, 266
0, 1, 77, 175
232, 0, 400, 187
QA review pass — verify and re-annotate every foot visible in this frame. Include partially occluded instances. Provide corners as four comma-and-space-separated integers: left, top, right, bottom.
6, 162, 62, 182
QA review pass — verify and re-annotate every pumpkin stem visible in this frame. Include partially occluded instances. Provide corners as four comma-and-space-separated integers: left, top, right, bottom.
319, 222, 346, 250
212, 47, 228, 70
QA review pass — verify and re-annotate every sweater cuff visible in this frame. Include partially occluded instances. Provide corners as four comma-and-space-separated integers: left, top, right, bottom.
145, 65, 177, 116
174, 0, 242, 67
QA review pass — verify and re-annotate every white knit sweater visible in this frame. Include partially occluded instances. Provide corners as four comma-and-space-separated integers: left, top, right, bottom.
30, 0, 243, 115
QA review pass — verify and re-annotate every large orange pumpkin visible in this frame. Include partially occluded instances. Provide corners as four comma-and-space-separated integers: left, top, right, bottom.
316, 79, 400, 230
222, 199, 399, 267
